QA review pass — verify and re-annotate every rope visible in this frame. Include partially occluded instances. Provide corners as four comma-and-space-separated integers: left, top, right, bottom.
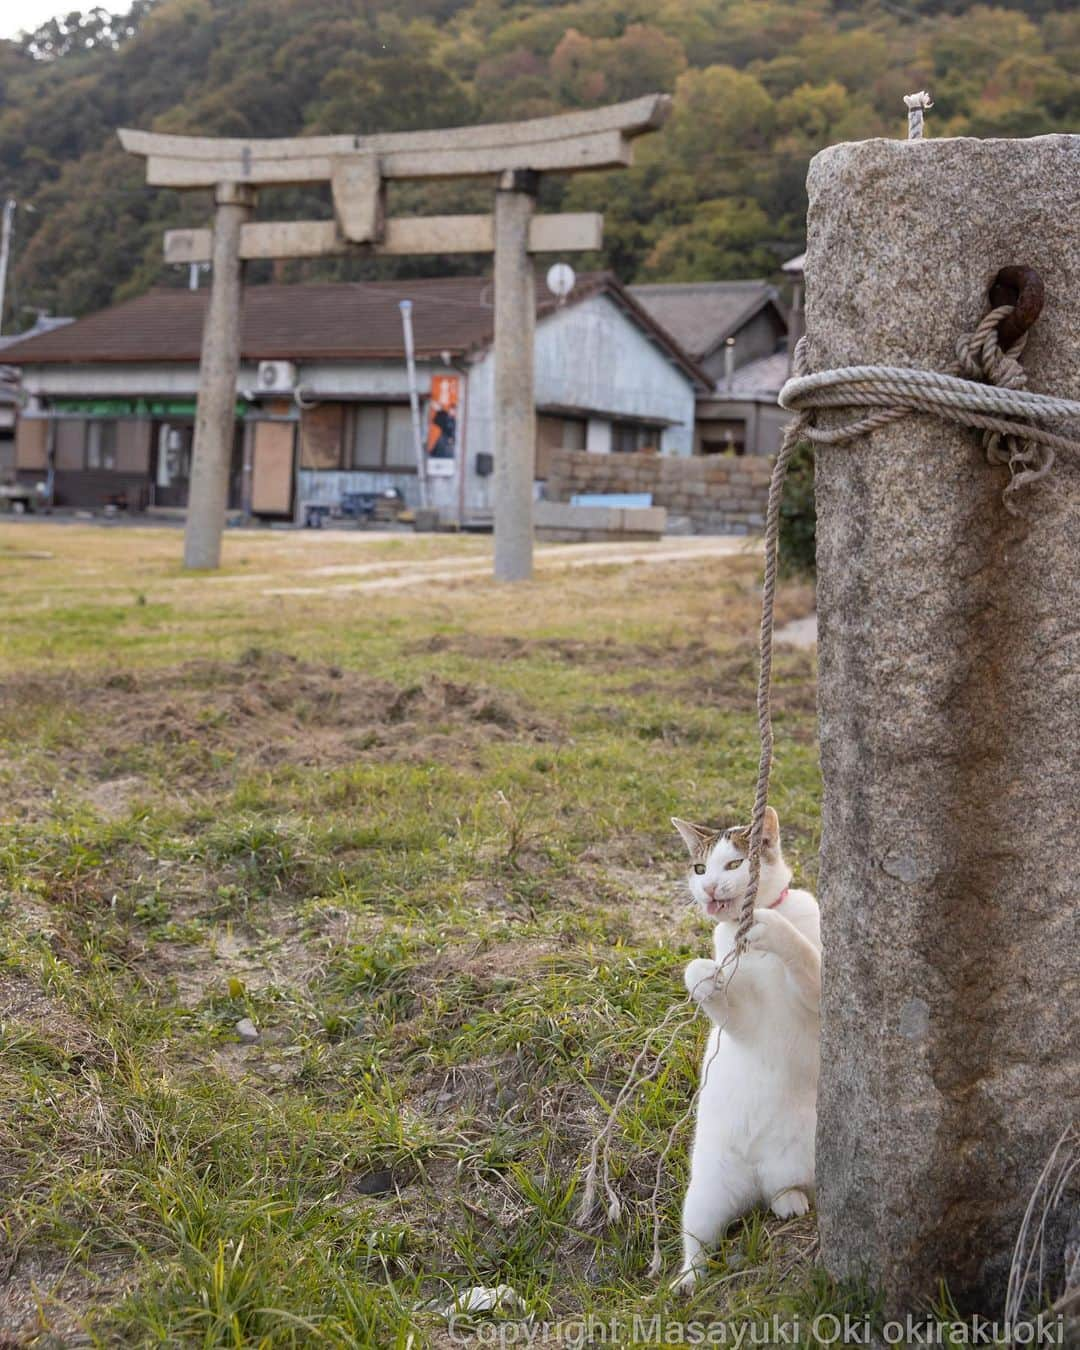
903, 90, 934, 140
735, 301, 1080, 951
733, 432, 797, 951
779, 306, 1080, 512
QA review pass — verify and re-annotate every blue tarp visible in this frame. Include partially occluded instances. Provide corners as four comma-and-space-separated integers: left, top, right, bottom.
570, 493, 653, 509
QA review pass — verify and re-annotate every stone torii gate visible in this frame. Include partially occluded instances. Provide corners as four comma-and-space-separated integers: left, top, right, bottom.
118, 95, 671, 578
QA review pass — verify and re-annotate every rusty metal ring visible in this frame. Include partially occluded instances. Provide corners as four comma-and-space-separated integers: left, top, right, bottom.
988, 266, 1044, 349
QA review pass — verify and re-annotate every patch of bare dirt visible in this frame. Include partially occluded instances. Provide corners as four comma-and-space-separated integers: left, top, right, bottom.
614, 648, 816, 734
0, 1249, 135, 1346
83, 775, 143, 820
147, 902, 360, 1011
0, 970, 112, 1068
684, 648, 818, 716
411, 632, 666, 668
1, 649, 559, 808
408, 580, 816, 673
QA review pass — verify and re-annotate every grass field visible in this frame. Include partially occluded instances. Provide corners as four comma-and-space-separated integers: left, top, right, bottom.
0, 522, 864, 1348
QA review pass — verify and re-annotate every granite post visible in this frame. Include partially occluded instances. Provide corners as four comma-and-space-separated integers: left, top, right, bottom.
809, 136, 1080, 1313
183, 182, 254, 571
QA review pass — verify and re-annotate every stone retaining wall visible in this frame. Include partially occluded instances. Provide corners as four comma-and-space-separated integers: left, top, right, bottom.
544, 449, 772, 534
533, 499, 666, 542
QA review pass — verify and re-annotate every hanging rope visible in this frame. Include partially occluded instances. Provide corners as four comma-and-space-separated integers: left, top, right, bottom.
734, 298, 1080, 953
733, 431, 798, 952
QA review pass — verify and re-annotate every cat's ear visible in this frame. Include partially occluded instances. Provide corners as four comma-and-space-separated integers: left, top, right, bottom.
762, 805, 781, 856
672, 817, 715, 856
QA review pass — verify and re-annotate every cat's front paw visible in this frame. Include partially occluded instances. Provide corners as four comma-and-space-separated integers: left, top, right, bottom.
744, 908, 787, 956
684, 958, 719, 1002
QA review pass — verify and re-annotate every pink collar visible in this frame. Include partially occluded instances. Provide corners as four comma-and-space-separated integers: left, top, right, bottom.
768, 887, 789, 910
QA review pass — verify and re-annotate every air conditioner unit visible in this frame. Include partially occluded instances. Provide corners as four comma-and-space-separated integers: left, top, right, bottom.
256, 360, 297, 393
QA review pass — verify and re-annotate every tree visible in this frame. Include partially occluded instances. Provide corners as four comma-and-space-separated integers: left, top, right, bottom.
640, 198, 780, 281
550, 24, 686, 105
0, 0, 1075, 319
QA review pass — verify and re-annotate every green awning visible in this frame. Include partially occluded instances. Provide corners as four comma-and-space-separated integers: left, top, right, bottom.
50, 398, 247, 418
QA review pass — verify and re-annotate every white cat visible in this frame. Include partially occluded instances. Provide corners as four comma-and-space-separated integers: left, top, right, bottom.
671, 806, 821, 1291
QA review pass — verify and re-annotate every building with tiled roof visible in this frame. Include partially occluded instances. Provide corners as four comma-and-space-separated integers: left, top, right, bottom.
629, 280, 788, 384
630, 278, 796, 459
3, 274, 708, 520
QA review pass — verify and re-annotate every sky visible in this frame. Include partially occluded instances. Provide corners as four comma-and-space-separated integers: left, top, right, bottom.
3, 1, 75, 40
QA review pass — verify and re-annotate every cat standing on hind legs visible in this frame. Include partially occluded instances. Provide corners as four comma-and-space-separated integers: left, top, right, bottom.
671, 806, 822, 1292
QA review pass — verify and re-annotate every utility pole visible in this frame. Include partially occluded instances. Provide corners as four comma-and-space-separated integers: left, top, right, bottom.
399, 299, 430, 510
0, 199, 17, 337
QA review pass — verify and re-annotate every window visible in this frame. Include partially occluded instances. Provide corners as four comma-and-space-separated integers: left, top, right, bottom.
612, 420, 660, 455
299, 404, 345, 470
85, 421, 118, 470
348, 404, 418, 472
56, 419, 121, 471
351, 406, 385, 468
385, 407, 416, 469
157, 424, 193, 488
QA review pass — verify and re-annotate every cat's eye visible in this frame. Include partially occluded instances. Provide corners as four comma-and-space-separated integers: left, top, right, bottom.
693, 863, 706, 875
725, 859, 743, 871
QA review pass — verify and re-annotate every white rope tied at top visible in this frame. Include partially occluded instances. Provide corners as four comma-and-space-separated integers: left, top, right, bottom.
733, 299, 1080, 953
903, 90, 934, 140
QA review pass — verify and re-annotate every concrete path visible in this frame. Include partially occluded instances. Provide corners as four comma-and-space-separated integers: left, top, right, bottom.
262, 536, 758, 597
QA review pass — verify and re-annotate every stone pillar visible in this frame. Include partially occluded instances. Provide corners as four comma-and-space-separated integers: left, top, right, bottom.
493, 170, 538, 583
810, 136, 1080, 1313
183, 182, 254, 570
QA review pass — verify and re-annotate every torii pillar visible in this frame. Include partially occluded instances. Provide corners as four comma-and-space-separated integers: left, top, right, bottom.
118, 95, 671, 577
183, 183, 253, 570
493, 170, 537, 582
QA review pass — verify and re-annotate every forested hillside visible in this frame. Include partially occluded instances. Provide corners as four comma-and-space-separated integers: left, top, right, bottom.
1, 0, 1077, 326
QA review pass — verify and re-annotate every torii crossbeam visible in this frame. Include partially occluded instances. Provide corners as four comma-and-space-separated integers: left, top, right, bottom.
119, 95, 671, 577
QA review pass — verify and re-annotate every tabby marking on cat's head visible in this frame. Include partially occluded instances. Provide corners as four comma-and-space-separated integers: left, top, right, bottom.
672, 807, 784, 921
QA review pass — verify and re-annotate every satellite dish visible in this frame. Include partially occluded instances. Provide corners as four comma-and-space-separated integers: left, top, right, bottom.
546, 263, 576, 302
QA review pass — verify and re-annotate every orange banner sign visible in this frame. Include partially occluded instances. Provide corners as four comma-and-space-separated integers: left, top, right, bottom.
426, 375, 459, 476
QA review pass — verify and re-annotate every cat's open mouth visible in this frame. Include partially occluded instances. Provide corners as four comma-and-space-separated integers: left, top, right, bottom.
704, 898, 730, 918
